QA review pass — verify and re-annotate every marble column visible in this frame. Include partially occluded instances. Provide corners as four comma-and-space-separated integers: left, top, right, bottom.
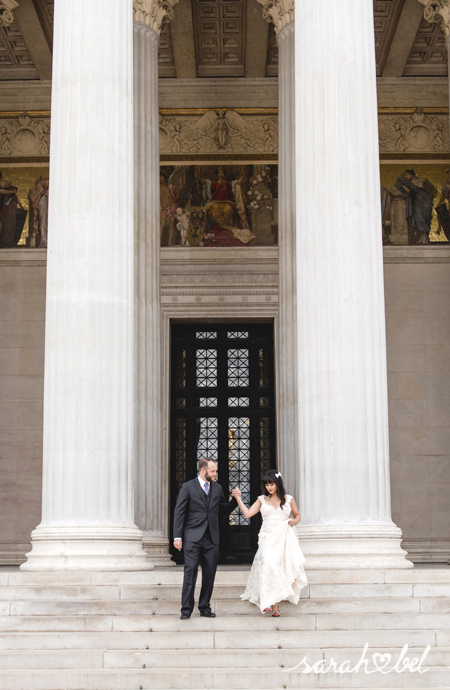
292, 0, 411, 568
419, 1, 450, 121
21, 0, 152, 571
257, 0, 297, 491
133, 0, 178, 566
0, 0, 18, 27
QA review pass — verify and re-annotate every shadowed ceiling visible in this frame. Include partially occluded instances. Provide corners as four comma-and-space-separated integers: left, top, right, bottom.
0, 0, 447, 81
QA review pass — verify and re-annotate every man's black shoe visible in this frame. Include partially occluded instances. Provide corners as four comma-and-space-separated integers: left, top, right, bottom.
200, 610, 216, 618
180, 614, 191, 620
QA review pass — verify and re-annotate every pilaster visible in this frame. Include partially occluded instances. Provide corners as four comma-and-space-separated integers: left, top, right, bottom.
0, 0, 18, 27
418, 0, 450, 38
133, 0, 179, 35
133, 3, 177, 566
256, 0, 294, 34
418, 0, 450, 130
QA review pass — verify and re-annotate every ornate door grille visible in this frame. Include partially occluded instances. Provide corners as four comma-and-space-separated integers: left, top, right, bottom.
170, 323, 277, 563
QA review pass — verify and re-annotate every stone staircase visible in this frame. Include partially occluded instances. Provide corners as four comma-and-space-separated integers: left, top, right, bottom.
0, 565, 450, 689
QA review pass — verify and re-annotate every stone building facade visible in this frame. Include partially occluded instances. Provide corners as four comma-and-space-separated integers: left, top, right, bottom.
1, 0, 450, 570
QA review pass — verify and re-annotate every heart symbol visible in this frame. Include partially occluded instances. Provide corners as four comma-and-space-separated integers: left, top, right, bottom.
373, 653, 392, 673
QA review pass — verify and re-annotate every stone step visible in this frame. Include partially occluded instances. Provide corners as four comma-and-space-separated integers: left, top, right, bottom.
2, 568, 450, 587
102, 646, 450, 669
0, 629, 437, 650
1, 581, 450, 604
6, 596, 423, 616
0, 667, 448, 689
3, 610, 450, 633
0, 646, 445, 670
316, 612, 450, 630
0, 582, 436, 601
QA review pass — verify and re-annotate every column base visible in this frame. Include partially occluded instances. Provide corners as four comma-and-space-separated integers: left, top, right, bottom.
20, 525, 154, 571
142, 531, 176, 567
297, 523, 413, 569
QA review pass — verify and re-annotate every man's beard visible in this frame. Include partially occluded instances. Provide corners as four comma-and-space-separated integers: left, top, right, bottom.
204, 469, 215, 482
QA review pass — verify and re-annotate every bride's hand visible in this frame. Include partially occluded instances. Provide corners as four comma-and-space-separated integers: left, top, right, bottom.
232, 488, 241, 499
288, 518, 296, 526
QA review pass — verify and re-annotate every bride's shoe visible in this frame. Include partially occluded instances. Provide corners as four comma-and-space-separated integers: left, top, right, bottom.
272, 610, 280, 617
263, 607, 272, 614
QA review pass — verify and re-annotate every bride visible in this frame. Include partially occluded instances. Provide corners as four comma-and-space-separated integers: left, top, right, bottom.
232, 470, 307, 616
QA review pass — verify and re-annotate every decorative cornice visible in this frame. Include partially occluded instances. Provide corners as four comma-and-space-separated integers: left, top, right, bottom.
419, 0, 450, 40
256, 0, 294, 34
133, 0, 179, 36
0, 0, 18, 27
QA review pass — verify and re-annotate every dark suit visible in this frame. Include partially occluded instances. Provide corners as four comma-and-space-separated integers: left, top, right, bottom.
173, 477, 237, 616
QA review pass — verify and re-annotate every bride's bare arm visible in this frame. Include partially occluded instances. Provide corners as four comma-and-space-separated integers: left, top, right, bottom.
288, 498, 301, 527
232, 489, 261, 519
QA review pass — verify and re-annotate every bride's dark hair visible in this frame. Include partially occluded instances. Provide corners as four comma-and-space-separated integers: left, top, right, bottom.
262, 469, 286, 508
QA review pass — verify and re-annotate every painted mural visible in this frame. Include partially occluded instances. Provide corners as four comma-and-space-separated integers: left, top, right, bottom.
380, 164, 450, 245
0, 166, 49, 247
160, 164, 278, 247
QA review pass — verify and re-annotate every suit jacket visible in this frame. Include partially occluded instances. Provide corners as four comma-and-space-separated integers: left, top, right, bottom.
173, 477, 237, 545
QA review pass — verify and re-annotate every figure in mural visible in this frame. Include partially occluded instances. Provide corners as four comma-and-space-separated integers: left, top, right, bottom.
435, 168, 450, 242
263, 123, 273, 153
395, 169, 435, 245
212, 111, 230, 150
160, 173, 178, 247
0, 126, 12, 156
175, 207, 190, 246
29, 176, 49, 248
0, 173, 25, 248
194, 167, 256, 246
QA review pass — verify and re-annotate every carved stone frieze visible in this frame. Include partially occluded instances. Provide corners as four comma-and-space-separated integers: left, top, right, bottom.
1, 108, 449, 158
159, 109, 278, 155
133, 0, 179, 36
161, 273, 278, 285
257, 0, 294, 35
378, 108, 450, 153
0, 112, 50, 156
0, 0, 18, 28
419, 0, 450, 40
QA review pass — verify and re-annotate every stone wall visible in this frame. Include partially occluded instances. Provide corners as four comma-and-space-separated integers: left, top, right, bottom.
1, 247, 450, 563
385, 246, 450, 562
0, 250, 45, 564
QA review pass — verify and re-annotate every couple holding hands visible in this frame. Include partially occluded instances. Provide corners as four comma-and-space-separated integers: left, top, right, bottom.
173, 458, 308, 620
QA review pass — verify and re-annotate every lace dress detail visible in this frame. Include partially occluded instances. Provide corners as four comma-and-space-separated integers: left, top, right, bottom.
240, 494, 308, 613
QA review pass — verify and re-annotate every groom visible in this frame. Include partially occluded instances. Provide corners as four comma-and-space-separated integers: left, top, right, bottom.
173, 457, 237, 620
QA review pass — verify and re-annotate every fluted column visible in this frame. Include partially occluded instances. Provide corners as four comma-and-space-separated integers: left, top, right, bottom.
257, 0, 297, 490
133, 0, 178, 565
21, 0, 152, 571
419, 1, 450, 120
294, 0, 411, 567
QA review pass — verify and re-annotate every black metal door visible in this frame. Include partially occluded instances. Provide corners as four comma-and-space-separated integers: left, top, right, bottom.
170, 323, 277, 564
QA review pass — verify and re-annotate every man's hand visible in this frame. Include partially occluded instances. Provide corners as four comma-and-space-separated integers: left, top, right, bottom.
173, 539, 182, 551
232, 488, 241, 499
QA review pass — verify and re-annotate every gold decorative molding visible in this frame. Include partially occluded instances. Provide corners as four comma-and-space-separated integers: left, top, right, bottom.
133, 0, 179, 36
0, 0, 18, 28
257, 0, 294, 35
419, 0, 450, 40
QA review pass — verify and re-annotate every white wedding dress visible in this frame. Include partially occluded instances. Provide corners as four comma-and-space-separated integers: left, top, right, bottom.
241, 495, 308, 613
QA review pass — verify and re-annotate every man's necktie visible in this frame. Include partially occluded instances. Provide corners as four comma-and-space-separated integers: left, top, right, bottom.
203, 483, 210, 496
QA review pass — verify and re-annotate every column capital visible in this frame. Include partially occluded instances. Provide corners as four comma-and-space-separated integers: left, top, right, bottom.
256, 0, 294, 35
419, 0, 450, 39
0, 0, 18, 27
133, 0, 178, 36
